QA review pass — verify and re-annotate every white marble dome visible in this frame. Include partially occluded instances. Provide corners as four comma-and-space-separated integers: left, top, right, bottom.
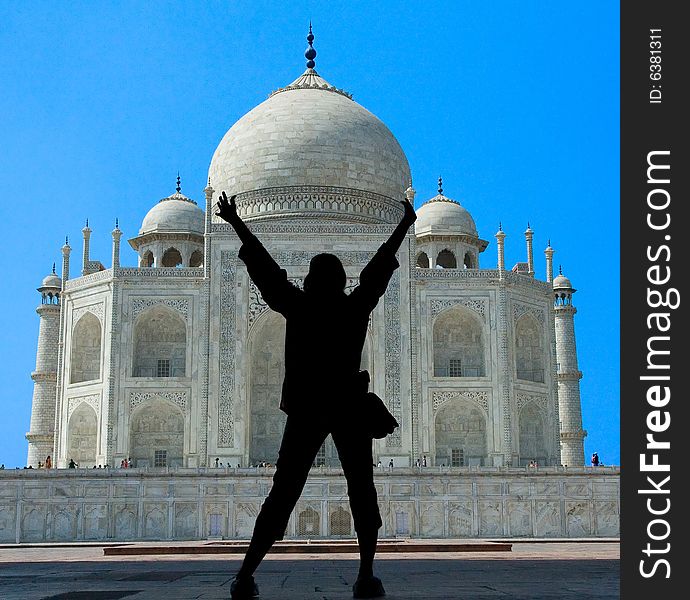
40, 272, 61, 289
208, 69, 411, 224
140, 191, 204, 236
415, 194, 478, 237
553, 273, 573, 289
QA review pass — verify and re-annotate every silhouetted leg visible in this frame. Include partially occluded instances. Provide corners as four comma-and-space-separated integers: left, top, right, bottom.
237, 417, 327, 580
332, 429, 383, 582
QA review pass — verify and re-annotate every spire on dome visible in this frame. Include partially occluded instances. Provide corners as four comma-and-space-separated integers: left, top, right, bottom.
270, 25, 352, 99
438, 176, 443, 196
305, 22, 316, 69
52, 262, 56, 274
176, 173, 181, 194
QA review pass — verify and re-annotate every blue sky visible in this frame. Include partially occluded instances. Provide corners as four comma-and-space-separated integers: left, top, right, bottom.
0, 1, 619, 468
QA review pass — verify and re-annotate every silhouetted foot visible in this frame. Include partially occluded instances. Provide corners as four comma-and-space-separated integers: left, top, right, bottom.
230, 574, 259, 599
353, 575, 385, 598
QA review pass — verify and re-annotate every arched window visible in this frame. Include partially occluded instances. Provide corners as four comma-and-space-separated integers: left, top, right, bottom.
133, 306, 186, 377
518, 402, 548, 466
435, 399, 487, 466
330, 506, 352, 536
433, 307, 485, 377
141, 251, 154, 267
463, 252, 475, 269
416, 252, 430, 268
298, 507, 320, 536
67, 403, 98, 467
515, 315, 545, 382
189, 250, 203, 268
436, 249, 457, 269
129, 398, 184, 467
70, 312, 102, 383
162, 248, 183, 268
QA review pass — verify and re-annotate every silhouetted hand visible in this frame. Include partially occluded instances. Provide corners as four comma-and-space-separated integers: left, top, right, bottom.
400, 198, 417, 225
215, 191, 239, 224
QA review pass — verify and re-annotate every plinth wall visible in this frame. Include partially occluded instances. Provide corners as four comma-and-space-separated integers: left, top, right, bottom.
0, 467, 619, 543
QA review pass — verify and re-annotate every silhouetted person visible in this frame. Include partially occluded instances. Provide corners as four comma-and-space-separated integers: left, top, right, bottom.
216, 191, 416, 599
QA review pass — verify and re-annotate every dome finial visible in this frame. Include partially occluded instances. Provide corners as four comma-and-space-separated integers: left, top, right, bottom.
559, 264, 563, 275
115, 218, 119, 229
52, 262, 56, 274
305, 22, 317, 70
176, 172, 181, 194
438, 176, 443, 196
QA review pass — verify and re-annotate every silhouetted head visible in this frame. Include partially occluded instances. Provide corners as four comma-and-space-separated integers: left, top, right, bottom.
304, 253, 346, 296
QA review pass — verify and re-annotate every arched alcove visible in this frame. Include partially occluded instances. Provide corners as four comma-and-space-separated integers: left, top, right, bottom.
162, 247, 183, 268
129, 398, 184, 467
463, 252, 476, 269
416, 252, 430, 268
249, 311, 287, 466
330, 506, 352, 536
70, 312, 102, 383
519, 402, 548, 466
434, 399, 487, 466
433, 307, 485, 377
297, 507, 320, 537
141, 250, 154, 267
67, 403, 98, 467
189, 249, 203, 267
436, 249, 457, 269
515, 314, 545, 383
133, 306, 186, 377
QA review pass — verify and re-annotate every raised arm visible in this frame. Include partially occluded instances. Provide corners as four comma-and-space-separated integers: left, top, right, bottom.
353, 199, 417, 310
215, 191, 254, 244
215, 191, 300, 315
383, 199, 417, 254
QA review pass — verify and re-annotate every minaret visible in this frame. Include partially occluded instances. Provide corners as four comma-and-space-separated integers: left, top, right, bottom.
111, 219, 122, 269
544, 240, 554, 283
81, 219, 92, 276
204, 178, 214, 279
553, 266, 586, 466
525, 223, 534, 277
61, 237, 71, 285
495, 223, 506, 279
26, 266, 62, 467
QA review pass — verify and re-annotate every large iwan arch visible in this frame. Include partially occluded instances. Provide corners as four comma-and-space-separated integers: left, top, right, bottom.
70, 312, 102, 383
132, 305, 186, 377
433, 307, 485, 378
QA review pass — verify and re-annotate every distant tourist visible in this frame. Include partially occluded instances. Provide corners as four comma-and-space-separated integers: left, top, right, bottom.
215, 457, 220, 467
68, 459, 77, 468
45, 455, 52, 469
591, 452, 600, 467
388, 459, 394, 470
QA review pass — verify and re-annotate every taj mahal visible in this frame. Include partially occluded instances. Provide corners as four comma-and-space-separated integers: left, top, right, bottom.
5, 32, 618, 543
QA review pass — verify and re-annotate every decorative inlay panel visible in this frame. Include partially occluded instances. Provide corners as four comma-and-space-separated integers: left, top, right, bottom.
432, 390, 489, 413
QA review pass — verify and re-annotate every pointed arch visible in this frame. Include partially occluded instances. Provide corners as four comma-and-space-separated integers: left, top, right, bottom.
416, 251, 430, 268
129, 396, 185, 467
161, 247, 183, 267
434, 397, 487, 466
436, 249, 457, 269
518, 401, 548, 466
67, 402, 98, 467
248, 310, 287, 466
433, 306, 485, 377
515, 313, 545, 382
70, 312, 102, 383
132, 305, 187, 377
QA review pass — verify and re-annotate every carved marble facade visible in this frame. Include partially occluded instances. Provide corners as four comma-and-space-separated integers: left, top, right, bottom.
0, 468, 619, 542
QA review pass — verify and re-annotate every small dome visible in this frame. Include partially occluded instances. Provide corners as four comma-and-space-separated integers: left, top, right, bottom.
41, 272, 61, 289
415, 194, 478, 237
140, 191, 204, 236
553, 273, 573, 289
